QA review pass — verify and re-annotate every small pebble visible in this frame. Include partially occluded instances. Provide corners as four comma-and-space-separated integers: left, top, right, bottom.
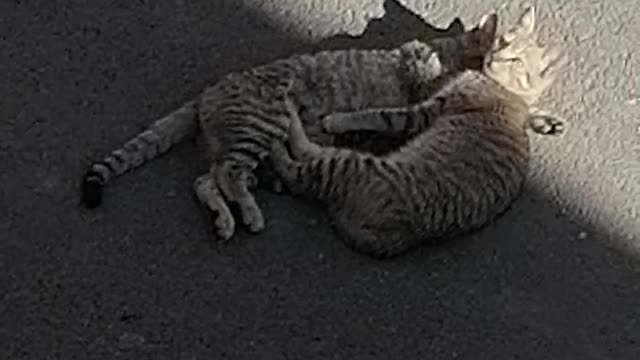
118, 332, 145, 349
577, 231, 588, 240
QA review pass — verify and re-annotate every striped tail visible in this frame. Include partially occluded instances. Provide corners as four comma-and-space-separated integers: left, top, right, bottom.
81, 99, 199, 208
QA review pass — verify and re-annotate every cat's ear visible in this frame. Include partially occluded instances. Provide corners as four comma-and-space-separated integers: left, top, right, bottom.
516, 5, 536, 36
494, 6, 537, 58
446, 17, 465, 33
477, 13, 498, 48
479, 13, 498, 34
502, 5, 536, 44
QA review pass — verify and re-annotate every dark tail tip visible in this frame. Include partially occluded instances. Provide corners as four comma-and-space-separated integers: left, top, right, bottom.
81, 172, 104, 209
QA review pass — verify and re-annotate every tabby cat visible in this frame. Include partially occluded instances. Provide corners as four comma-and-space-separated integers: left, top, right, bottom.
81, 12, 499, 241
269, 6, 568, 258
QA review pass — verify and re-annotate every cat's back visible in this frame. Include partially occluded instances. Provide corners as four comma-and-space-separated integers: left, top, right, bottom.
210, 47, 402, 90
293, 47, 407, 112
201, 46, 405, 119
388, 72, 532, 230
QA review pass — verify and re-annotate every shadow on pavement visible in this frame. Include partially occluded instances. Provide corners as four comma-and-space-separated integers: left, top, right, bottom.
1, 0, 638, 359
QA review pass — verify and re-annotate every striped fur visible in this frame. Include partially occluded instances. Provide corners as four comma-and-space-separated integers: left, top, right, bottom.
269, 6, 568, 258
81, 13, 499, 240
82, 100, 199, 208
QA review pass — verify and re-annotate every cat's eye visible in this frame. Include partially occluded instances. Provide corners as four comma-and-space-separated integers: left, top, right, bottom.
507, 57, 525, 68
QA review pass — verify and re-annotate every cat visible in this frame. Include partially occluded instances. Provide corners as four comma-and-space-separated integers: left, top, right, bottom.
80, 12, 499, 241
268, 6, 568, 258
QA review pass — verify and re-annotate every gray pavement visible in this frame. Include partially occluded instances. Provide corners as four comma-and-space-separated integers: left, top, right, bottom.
1, 0, 639, 359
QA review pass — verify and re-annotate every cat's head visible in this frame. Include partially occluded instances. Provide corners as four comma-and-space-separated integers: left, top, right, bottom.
429, 12, 499, 71
483, 6, 568, 106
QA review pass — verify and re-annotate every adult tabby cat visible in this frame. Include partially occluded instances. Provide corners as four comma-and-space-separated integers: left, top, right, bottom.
269, 6, 568, 258
81, 12, 499, 240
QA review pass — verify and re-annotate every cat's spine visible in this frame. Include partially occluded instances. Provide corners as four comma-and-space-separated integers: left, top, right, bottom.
81, 99, 199, 208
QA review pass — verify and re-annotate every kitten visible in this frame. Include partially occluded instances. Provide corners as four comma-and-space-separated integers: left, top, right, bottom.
81, 13, 499, 241
269, 6, 568, 258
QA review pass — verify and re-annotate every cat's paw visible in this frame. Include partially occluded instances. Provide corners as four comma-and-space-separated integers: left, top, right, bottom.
321, 113, 348, 134
193, 174, 237, 241
528, 111, 565, 136
239, 203, 265, 233
214, 209, 237, 241
401, 41, 444, 81
400, 40, 433, 62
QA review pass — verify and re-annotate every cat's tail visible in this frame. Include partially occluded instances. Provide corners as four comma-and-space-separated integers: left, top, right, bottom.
81, 99, 199, 208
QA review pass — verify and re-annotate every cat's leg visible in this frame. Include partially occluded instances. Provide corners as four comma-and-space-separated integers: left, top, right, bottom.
193, 170, 236, 241
269, 97, 319, 194
322, 101, 439, 136
282, 95, 324, 159
268, 141, 297, 194
269, 139, 314, 196
216, 161, 265, 233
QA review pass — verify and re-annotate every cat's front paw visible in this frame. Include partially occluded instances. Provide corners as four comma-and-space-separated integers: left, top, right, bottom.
401, 41, 444, 81
528, 111, 565, 136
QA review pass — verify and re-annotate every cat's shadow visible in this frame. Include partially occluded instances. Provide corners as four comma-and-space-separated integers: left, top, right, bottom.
314, 0, 465, 51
